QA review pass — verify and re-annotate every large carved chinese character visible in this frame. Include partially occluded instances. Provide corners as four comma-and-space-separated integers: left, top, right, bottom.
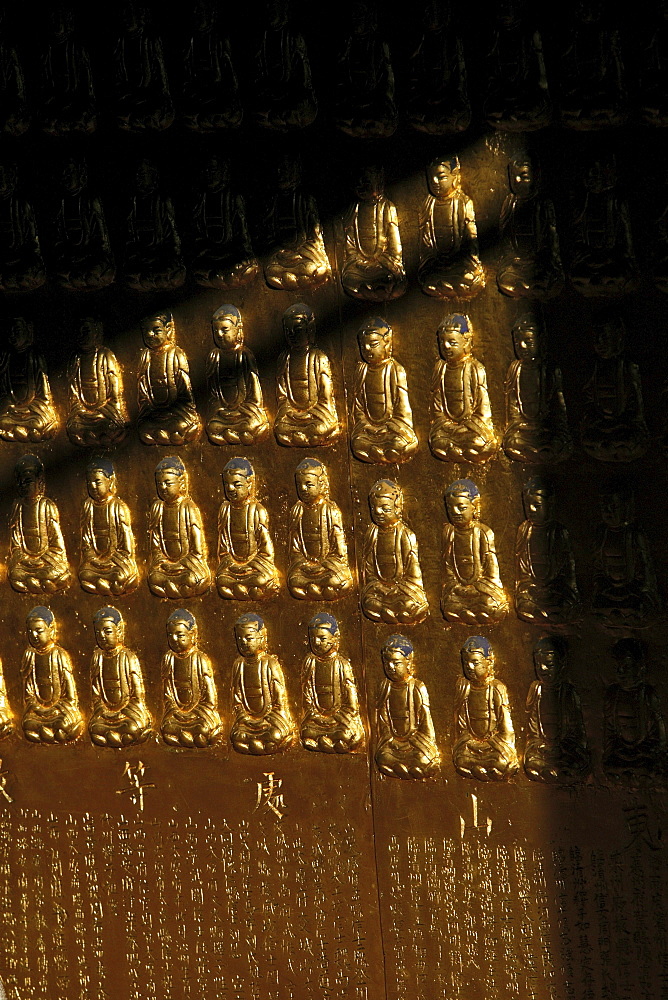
79, 458, 139, 598
180, 4, 242, 130
206, 305, 269, 446
334, 1, 397, 138
21, 607, 83, 744
190, 158, 259, 289
121, 159, 185, 291
0, 318, 59, 443
262, 156, 330, 290
375, 635, 438, 780
0, 162, 45, 293
112, 2, 174, 132
39, 6, 96, 136
9, 455, 71, 596
301, 614, 363, 754
89, 607, 152, 748
406, 2, 471, 135
161, 609, 223, 748
341, 166, 406, 302
49, 156, 115, 291
230, 613, 294, 755
137, 311, 201, 446
67, 316, 129, 448
603, 638, 666, 782
148, 457, 211, 600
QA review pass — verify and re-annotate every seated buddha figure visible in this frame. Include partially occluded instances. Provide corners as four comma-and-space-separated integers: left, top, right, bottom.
79, 458, 139, 598
287, 458, 353, 600
21, 607, 83, 744
351, 317, 418, 464
375, 635, 439, 780
215, 458, 280, 601
525, 637, 590, 784
67, 316, 129, 448
453, 636, 519, 781
0, 317, 59, 443
603, 638, 666, 782
418, 155, 485, 300
341, 165, 406, 302
441, 480, 508, 625
361, 479, 429, 626
301, 613, 364, 754
161, 609, 223, 748
482, 1, 552, 131
0, 10, 30, 136
592, 485, 660, 629
137, 311, 201, 446
0, 161, 45, 293
429, 313, 497, 464
190, 157, 259, 289
253, 0, 317, 130
496, 154, 564, 300
334, 0, 397, 139
637, 7, 668, 127
515, 478, 580, 625
9, 455, 71, 596
581, 312, 649, 463
122, 159, 185, 291
503, 312, 572, 465
148, 457, 211, 600
274, 303, 340, 448
88, 607, 152, 748
647, 177, 668, 295
39, 6, 96, 136
180, 2, 242, 131
112, 2, 174, 132
0, 660, 12, 740
206, 305, 269, 446
50, 156, 115, 291
406, 1, 471, 135
230, 613, 294, 755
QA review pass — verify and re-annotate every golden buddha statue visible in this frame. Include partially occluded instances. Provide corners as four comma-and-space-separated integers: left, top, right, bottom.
482, 3, 552, 131
0, 160, 45, 293
0, 10, 30, 137
67, 316, 129, 448
148, 456, 212, 599
603, 638, 666, 782
205, 305, 270, 446
253, 0, 318, 131
375, 635, 439, 780
137, 310, 202, 445
341, 165, 406, 302
0, 659, 12, 740
287, 458, 353, 600
406, 2, 471, 135
50, 156, 115, 291
112, 2, 174, 132
88, 607, 152, 748
190, 158, 258, 288
161, 609, 223, 748
300, 613, 364, 754
263, 155, 331, 290
361, 479, 429, 626
39, 6, 96, 136
334, 0, 398, 138
0, 317, 59, 443
9, 455, 71, 596
230, 613, 294, 755
215, 457, 280, 601
351, 317, 418, 465
21, 606, 83, 744
79, 458, 139, 598
121, 159, 185, 290
180, 5, 242, 131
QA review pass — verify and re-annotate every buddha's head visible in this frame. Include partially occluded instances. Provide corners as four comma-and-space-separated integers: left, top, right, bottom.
533, 636, 565, 685
512, 312, 544, 362
295, 457, 330, 504
202, 154, 229, 191
166, 608, 198, 655
369, 479, 403, 527
276, 154, 301, 191
427, 155, 461, 199
584, 155, 616, 195
612, 637, 645, 690
283, 303, 315, 349
382, 634, 414, 685
142, 310, 175, 351
461, 636, 494, 686
15, 454, 45, 501
445, 479, 480, 528
437, 313, 473, 364
61, 155, 87, 194
93, 606, 125, 652
599, 483, 633, 529
86, 458, 117, 503
212, 304, 243, 351
234, 612, 267, 657
508, 154, 538, 197
192, 0, 215, 31
135, 157, 159, 193
7, 316, 33, 352
222, 457, 255, 506
26, 607, 56, 651
77, 315, 104, 352
155, 456, 188, 504
355, 165, 385, 202
308, 613, 340, 658
523, 477, 555, 526
267, 0, 290, 29
358, 317, 392, 365
0, 161, 17, 197
50, 5, 75, 38
592, 310, 625, 360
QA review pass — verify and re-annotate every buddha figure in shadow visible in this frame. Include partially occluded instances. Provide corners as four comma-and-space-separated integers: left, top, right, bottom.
581, 312, 649, 463
334, 0, 397, 138
122, 159, 185, 291
39, 6, 96, 136
161, 609, 223, 748
263, 156, 331, 290
524, 637, 590, 784
230, 613, 294, 755
21, 607, 83, 745
503, 312, 572, 465
0, 660, 12, 740
301, 613, 364, 754
112, 2, 174, 132
375, 635, 439, 780
515, 478, 580, 626
429, 313, 497, 464
215, 458, 280, 601
351, 317, 418, 464
79, 458, 139, 598
441, 480, 508, 625
190, 157, 259, 289
647, 175, 668, 295
636, 4, 668, 127
406, 1, 471, 135
0, 318, 59, 443
0, 10, 30, 136
206, 305, 269, 446
67, 316, 129, 448
287, 458, 353, 601
483, 1, 552, 131
453, 636, 519, 781
418, 155, 485, 300
50, 156, 115, 291
148, 457, 211, 600
253, 0, 317, 130
0, 161, 45, 293
137, 311, 201, 446
89, 607, 152, 748
9, 455, 71, 596
361, 479, 429, 626
603, 638, 666, 782
274, 303, 339, 448
180, 2, 242, 131
341, 165, 406, 302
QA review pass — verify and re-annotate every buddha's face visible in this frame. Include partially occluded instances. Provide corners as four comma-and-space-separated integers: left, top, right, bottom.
510, 159, 535, 196
383, 647, 411, 685
16, 465, 43, 501
524, 489, 552, 525
284, 311, 311, 349
0, 163, 16, 196
513, 324, 541, 361
600, 492, 630, 529
136, 160, 157, 192
296, 471, 323, 505
156, 471, 184, 503
534, 643, 561, 683
78, 317, 102, 351
212, 315, 241, 350
356, 168, 384, 202
204, 156, 228, 189
463, 649, 492, 685
51, 6, 74, 37
8, 318, 32, 352
446, 492, 476, 528
309, 626, 339, 658
585, 158, 615, 194
277, 157, 300, 190
87, 470, 114, 503
594, 322, 623, 360
167, 621, 196, 655
370, 492, 400, 527
27, 618, 54, 651
438, 326, 469, 363
615, 650, 642, 690
235, 623, 266, 657
359, 330, 391, 364
429, 162, 457, 199
142, 316, 171, 350
95, 618, 122, 652
223, 471, 252, 505
193, 1, 214, 31
62, 158, 85, 193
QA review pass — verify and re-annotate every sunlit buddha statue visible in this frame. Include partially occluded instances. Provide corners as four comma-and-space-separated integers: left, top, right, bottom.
503, 312, 572, 464
0, 660, 12, 740
137, 310, 201, 446
21, 606, 83, 744
300, 613, 364, 754
524, 637, 589, 784
180, 2, 242, 130
274, 303, 339, 447
206, 305, 269, 446
418, 155, 485, 300
88, 607, 152, 748
190, 157, 259, 289
215, 457, 280, 601
50, 156, 115, 290
351, 317, 418, 464
112, 2, 174, 132
9, 455, 71, 596
441, 479, 508, 625
515, 478, 580, 625
263, 156, 331, 291
341, 165, 406, 302
483, 1, 551, 131
39, 6, 96, 136
375, 635, 439, 780
148, 456, 211, 599
429, 313, 497, 464
497, 154, 564, 300
453, 636, 519, 781
581, 311, 649, 463
406, 1, 471, 135
67, 316, 129, 448
603, 638, 666, 782
230, 613, 294, 755
0, 10, 30, 136
0, 161, 45, 293
287, 458, 353, 601
253, 0, 317, 130
161, 608, 223, 748
334, 0, 397, 138
361, 479, 429, 626
79, 458, 139, 598
122, 158, 185, 291
592, 485, 660, 629
0, 317, 59, 443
